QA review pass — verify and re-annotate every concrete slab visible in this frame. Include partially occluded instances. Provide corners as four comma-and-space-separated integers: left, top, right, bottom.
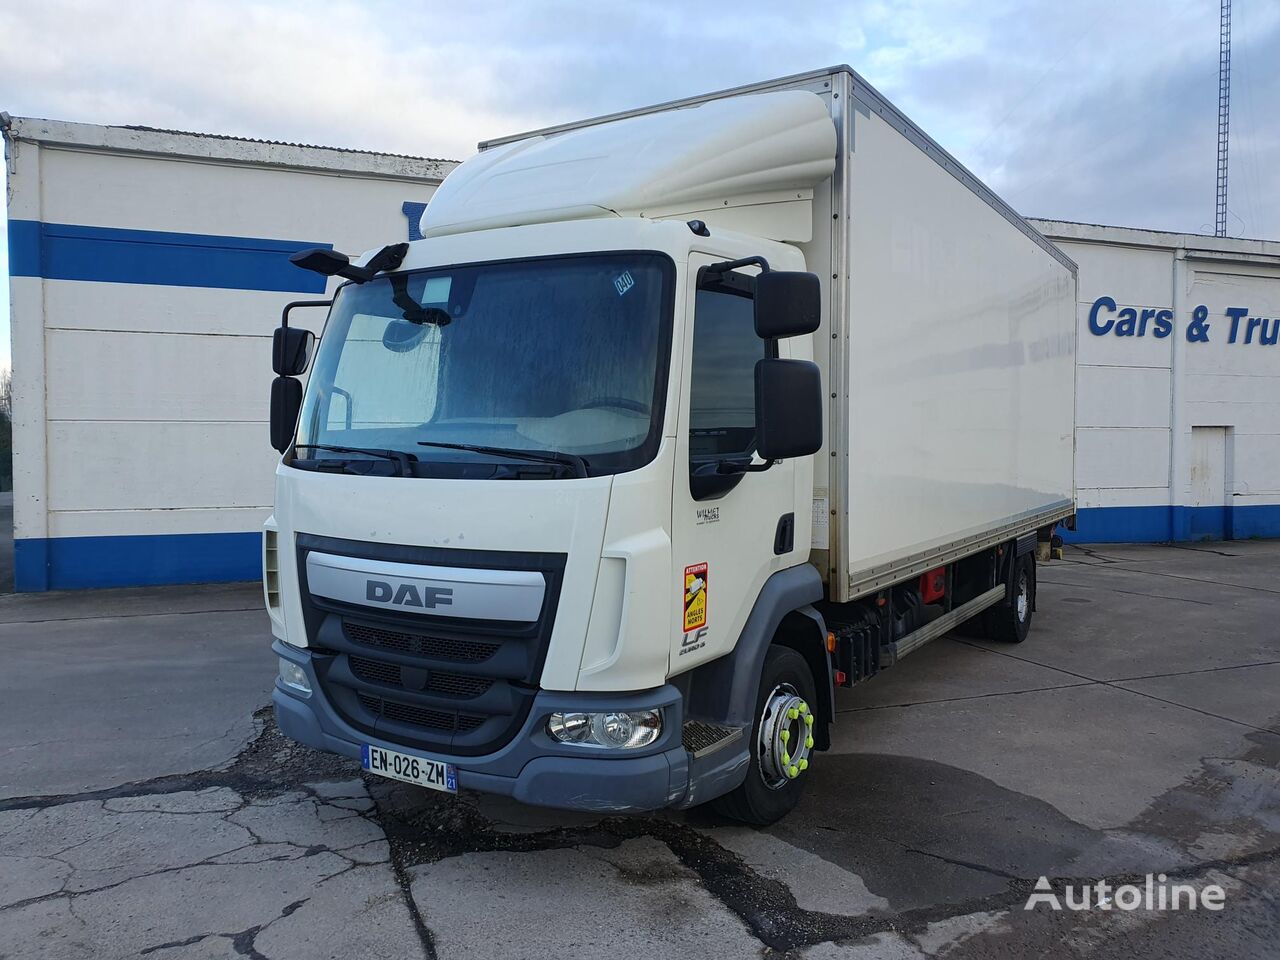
252, 863, 425, 960
802, 932, 926, 958
0, 606, 273, 798
829, 682, 1266, 830
1114, 662, 1280, 732
1066, 539, 1280, 594
409, 839, 762, 959
0, 580, 263, 624
227, 793, 385, 850
752, 743, 1102, 916
974, 563, 1280, 681
702, 825, 891, 917
837, 635, 1088, 713
0, 780, 422, 960
2, 797, 254, 895
908, 862, 1278, 960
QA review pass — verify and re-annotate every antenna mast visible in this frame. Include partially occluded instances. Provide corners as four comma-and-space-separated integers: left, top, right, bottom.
1215, 0, 1232, 237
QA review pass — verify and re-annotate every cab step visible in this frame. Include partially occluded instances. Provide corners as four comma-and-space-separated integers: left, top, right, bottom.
682, 720, 743, 758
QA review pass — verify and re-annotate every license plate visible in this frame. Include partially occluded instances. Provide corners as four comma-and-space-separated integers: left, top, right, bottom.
362, 744, 457, 793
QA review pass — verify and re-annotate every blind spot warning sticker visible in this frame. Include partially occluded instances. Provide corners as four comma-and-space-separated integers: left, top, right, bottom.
684, 562, 708, 633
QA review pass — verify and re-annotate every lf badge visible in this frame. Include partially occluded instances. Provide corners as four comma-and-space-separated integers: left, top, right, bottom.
681, 626, 708, 657
683, 562, 708, 633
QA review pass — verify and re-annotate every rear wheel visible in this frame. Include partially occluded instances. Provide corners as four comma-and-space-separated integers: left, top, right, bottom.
985, 553, 1035, 643
712, 645, 817, 825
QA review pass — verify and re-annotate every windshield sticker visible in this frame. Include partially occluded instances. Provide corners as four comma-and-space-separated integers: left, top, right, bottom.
613, 271, 635, 296
421, 275, 452, 303
683, 562, 708, 633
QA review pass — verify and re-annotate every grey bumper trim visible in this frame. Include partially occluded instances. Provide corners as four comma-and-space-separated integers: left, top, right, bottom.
272, 640, 690, 812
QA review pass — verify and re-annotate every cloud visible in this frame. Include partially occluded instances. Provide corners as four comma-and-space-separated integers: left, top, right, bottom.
0, 0, 1276, 237
862, 0, 1280, 237
0, 0, 863, 158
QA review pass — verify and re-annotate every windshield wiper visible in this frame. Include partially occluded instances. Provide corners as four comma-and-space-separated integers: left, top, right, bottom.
415, 440, 588, 478
293, 444, 417, 477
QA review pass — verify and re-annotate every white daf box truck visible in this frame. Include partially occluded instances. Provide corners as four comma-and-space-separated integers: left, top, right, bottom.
266, 66, 1076, 824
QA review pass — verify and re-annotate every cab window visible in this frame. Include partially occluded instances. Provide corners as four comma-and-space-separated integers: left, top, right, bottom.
688, 285, 765, 460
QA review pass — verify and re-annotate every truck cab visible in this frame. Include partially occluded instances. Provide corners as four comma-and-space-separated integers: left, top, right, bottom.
270, 211, 830, 821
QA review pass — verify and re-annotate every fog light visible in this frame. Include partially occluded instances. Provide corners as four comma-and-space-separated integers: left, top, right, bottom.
547, 709, 661, 749
277, 658, 311, 695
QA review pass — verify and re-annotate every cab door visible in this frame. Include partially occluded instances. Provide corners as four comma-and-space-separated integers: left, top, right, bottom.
668, 253, 801, 671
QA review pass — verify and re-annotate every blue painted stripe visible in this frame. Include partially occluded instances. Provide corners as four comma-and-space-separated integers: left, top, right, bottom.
1226, 504, 1280, 539
15, 532, 262, 592
1062, 503, 1280, 544
1188, 506, 1228, 541
1062, 505, 1173, 543
12, 539, 51, 593
7, 218, 42, 276
402, 201, 428, 241
7, 219, 331, 293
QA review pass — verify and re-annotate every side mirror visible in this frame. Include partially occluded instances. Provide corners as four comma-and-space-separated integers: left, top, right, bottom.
755, 358, 823, 461
270, 376, 304, 453
755, 271, 821, 339
273, 326, 315, 375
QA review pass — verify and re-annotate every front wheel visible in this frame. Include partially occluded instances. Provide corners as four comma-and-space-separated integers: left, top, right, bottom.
711, 645, 817, 825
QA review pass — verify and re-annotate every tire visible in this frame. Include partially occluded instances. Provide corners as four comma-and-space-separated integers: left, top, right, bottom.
985, 553, 1035, 643
711, 645, 818, 825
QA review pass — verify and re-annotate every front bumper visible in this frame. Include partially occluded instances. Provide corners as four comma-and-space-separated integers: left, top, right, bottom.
273, 640, 692, 812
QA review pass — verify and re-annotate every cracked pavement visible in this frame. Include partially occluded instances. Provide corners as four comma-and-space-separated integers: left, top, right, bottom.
1, 541, 1278, 958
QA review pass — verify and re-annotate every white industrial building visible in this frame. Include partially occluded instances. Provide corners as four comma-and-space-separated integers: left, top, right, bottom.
3, 117, 1278, 591
1030, 220, 1280, 545
2, 117, 455, 590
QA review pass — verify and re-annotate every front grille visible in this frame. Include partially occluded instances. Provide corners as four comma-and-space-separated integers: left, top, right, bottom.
357, 693, 484, 733
426, 673, 494, 698
297, 534, 566, 757
349, 655, 494, 699
349, 656, 402, 686
345, 622, 499, 663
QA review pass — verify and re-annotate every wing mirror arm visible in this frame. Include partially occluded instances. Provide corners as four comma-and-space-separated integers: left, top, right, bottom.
289, 243, 408, 284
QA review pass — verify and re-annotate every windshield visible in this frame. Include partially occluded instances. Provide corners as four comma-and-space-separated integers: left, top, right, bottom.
295, 252, 674, 478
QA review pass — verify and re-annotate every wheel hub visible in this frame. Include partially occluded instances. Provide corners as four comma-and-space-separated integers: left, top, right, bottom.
758, 683, 815, 789
1016, 573, 1029, 621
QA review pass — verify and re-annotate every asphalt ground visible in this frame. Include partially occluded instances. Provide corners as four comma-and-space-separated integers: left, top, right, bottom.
1, 541, 1277, 958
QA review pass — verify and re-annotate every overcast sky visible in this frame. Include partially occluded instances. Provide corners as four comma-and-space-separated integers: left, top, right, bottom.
2, 0, 1278, 370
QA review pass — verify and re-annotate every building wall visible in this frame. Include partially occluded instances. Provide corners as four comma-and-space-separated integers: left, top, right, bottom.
1031, 221, 1280, 543
5, 119, 455, 590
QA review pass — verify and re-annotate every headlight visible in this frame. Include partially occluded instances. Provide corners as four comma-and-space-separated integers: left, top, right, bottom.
546, 709, 662, 749
277, 658, 312, 695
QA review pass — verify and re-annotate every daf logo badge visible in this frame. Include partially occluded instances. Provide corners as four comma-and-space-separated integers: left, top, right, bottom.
365, 579, 454, 609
